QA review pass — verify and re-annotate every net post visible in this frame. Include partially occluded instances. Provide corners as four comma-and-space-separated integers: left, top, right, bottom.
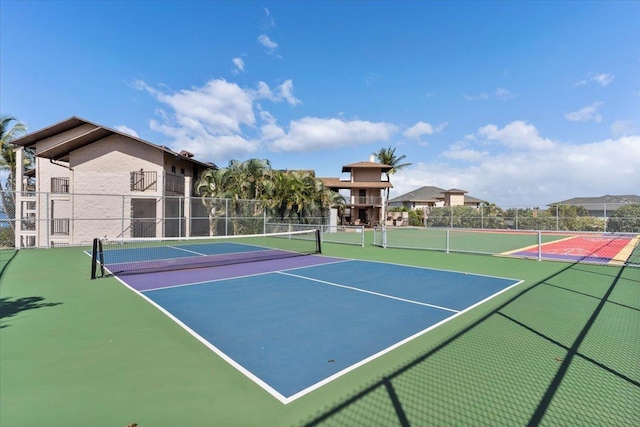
98, 239, 105, 277
315, 229, 322, 254
91, 238, 98, 279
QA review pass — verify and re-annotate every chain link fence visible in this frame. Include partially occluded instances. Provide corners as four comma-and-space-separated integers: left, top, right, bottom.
417, 204, 640, 233
2, 191, 336, 249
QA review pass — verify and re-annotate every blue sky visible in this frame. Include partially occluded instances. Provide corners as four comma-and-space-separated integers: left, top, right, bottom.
1, 1, 639, 207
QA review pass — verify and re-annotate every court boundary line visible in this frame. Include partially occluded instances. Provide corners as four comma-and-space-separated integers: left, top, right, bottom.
112, 258, 524, 405
282, 276, 526, 403
111, 273, 290, 403
167, 245, 208, 256
276, 270, 460, 313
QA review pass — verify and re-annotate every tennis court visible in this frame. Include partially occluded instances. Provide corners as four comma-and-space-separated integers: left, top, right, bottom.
95, 232, 521, 403
381, 227, 640, 265
1, 231, 638, 426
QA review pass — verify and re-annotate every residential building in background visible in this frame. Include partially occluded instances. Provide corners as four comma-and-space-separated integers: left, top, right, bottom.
549, 195, 640, 218
319, 157, 392, 227
389, 185, 485, 212
12, 117, 217, 248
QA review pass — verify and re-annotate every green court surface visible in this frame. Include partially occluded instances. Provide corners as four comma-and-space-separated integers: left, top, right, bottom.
1, 233, 638, 426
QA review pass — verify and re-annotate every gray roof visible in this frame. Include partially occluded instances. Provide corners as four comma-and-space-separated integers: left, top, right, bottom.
12, 116, 217, 169
389, 186, 485, 204
550, 195, 640, 207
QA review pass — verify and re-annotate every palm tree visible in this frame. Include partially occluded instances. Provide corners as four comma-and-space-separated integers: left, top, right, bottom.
196, 159, 345, 232
0, 115, 29, 236
372, 146, 412, 213
0, 115, 28, 189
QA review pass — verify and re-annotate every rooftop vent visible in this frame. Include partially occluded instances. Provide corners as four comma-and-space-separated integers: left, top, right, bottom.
179, 150, 194, 158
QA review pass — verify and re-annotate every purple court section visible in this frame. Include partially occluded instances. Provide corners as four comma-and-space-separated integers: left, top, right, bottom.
122, 255, 346, 291
512, 250, 612, 264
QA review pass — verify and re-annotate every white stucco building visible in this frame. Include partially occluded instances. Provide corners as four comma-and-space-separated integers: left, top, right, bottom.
12, 117, 217, 248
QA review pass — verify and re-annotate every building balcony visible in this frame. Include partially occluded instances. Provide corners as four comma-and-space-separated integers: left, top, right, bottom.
348, 196, 383, 207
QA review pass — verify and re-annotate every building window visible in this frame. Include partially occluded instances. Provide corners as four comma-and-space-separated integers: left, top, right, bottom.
171, 166, 176, 173
180, 168, 185, 175
51, 177, 69, 193
130, 170, 157, 191
51, 219, 70, 235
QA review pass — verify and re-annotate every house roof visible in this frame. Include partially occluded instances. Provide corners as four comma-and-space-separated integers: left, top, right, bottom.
341, 161, 393, 173
11, 116, 217, 169
389, 185, 484, 204
550, 195, 640, 207
319, 177, 392, 189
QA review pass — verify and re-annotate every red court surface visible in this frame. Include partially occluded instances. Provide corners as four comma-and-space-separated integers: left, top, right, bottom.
512, 234, 638, 264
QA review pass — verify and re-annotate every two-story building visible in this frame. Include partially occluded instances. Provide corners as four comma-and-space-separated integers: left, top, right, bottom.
12, 116, 217, 248
388, 185, 485, 212
319, 157, 392, 227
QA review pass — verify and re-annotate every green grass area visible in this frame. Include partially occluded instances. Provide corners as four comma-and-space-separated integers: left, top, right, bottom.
1, 232, 638, 426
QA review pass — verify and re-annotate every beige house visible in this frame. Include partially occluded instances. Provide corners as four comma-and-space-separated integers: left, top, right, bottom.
12, 116, 217, 248
389, 186, 485, 212
319, 157, 392, 227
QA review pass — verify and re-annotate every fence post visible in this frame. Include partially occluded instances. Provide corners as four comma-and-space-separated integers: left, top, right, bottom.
446, 228, 450, 253
382, 226, 387, 248
225, 199, 229, 236
450, 206, 454, 228
45, 192, 50, 248
121, 195, 125, 237
603, 203, 607, 233
538, 230, 542, 261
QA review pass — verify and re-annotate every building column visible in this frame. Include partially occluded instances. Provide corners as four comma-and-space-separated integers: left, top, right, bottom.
14, 147, 24, 248
184, 176, 192, 237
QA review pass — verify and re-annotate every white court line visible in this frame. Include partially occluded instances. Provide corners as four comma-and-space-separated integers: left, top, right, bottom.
142, 258, 353, 293
112, 255, 524, 405
167, 245, 208, 256
276, 270, 460, 314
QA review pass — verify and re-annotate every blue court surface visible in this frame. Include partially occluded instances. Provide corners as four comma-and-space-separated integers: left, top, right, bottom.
116, 256, 522, 404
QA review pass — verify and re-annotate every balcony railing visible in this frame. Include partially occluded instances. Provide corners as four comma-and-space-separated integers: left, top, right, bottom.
51, 177, 70, 193
131, 170, 157, 192
349, 196, 383, 206
51, 218, 70, 236
165, 174, 185, 194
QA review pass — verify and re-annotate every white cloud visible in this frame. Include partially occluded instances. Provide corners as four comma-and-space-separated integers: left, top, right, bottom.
591, 73, 615, 86
494, 88, 518, 100
232, 57, 245, 74
403, 121, 447, 139
611, 119, 636, 136
574, 73, 615, 87
365, 73, 380, 85
262, 8, 275, 29
565, 102, 603, 122
476, 121, 557, 150
114, 125, 139, 138
463, 88, 517, 101
134, 78, 256, 159
253, 81, 278, 101
463, 92, 489, 101
277, 79, 301, 106
267, 117, 398, 152
258, 34, 278, 52
251, 80, 300, 105
441, 141, 489, 162
389, 121, 640, 207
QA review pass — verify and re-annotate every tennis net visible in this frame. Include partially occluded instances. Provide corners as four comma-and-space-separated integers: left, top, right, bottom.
90, 229, 321, 278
